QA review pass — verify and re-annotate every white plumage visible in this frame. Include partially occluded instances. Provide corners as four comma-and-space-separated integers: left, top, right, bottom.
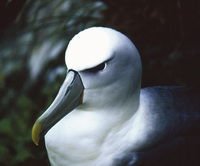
32, 27, 200, 166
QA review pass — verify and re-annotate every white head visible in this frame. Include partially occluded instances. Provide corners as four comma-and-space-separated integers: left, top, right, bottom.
65, 27, 142, 111
32, 27, 142, 149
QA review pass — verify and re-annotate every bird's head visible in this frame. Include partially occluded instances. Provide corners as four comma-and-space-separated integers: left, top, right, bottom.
32, 27, 142, 145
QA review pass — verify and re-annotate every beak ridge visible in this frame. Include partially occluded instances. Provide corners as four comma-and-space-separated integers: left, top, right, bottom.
31, 70, 84, 145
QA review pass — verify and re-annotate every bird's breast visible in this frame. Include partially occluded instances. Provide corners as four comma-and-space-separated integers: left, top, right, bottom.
44, 108, 128, 166
44, 110, 105, 165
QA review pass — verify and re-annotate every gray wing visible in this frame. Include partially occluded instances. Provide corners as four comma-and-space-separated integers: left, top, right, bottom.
115, 135, 200, 166
115, 86, 200, 166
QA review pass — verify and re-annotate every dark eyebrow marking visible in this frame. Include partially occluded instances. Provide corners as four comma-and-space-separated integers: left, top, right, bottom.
85, 62, 106, 72
83, 58, 113, 73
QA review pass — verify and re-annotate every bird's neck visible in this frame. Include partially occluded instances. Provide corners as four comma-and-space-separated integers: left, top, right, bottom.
45, 95, 140, 166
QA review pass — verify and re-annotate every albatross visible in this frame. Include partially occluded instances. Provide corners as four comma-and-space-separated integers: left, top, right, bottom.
32, 27, 200, 166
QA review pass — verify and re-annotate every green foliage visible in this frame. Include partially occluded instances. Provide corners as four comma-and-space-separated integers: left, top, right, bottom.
0, 96, 36, 165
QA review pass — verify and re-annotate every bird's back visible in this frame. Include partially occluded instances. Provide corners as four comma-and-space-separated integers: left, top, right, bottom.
143, 86, 200, 135
115, 86, 200, 166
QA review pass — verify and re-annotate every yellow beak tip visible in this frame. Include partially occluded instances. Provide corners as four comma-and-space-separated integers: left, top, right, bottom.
31, 119, 43, 146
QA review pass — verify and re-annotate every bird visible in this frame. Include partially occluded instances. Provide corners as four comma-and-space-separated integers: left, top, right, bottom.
32, 27, 200, 166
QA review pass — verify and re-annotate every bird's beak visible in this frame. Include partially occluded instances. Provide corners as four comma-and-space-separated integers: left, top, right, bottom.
31, 70, 84, 145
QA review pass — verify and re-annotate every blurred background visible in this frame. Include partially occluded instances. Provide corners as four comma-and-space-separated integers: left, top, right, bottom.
0, 0, 199, 165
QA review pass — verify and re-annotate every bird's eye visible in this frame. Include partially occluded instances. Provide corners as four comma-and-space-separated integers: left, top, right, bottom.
86, 62, 106, 72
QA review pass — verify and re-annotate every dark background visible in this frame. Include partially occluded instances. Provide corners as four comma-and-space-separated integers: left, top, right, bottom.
0, 0, 199, 165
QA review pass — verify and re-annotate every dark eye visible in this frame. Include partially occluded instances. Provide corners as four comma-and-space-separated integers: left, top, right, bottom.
85, 62, 106, 72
